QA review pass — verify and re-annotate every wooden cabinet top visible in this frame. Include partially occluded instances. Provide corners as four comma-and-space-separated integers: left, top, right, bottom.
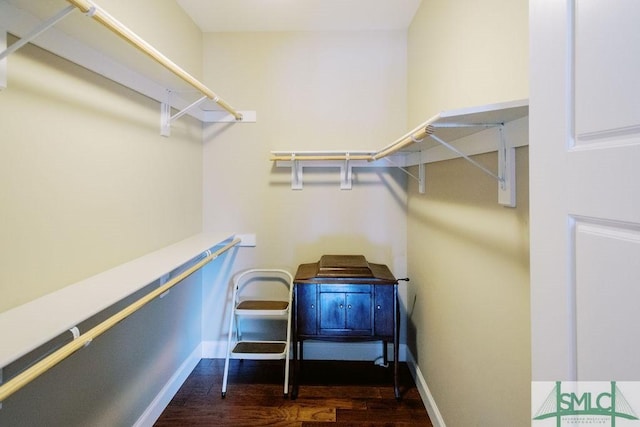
294, 255, 396, 284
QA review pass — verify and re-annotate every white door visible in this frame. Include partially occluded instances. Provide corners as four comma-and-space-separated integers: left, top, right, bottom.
530, 0, 640, 383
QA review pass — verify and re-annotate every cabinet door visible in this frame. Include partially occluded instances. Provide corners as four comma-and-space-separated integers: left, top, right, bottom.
374, 285, 394, 337
318, 284, 373, 335
346, 292, 371, 331
296, 284, 317, 335
320, 292, 345, 330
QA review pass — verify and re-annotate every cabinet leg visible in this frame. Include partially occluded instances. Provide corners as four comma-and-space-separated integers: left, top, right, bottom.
394, 359, 400, 400
394, 285, 401, 401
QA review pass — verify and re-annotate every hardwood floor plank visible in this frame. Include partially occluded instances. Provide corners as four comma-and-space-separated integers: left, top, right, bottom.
291, 397, 368, 410
154, 359, 431, 426
302, 423, 430, 427
157, 405, 334, 426
293, 385, 383, 399
337, 406, 432, 425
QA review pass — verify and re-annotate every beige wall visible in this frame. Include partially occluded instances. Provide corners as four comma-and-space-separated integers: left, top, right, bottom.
200, 31, 410, 345
407, 0, 529, 118
407, 1, 530, 426
0, 2, 203, 313
0, 3, 210, 425
96, 0, 203, 78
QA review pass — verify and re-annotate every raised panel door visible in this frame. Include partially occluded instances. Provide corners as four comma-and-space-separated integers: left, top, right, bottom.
531, 0, 640, 381
374, 285, 394, 337
319, 292, 345, 330
296, 284, 317, 335
345, 292, 371, 331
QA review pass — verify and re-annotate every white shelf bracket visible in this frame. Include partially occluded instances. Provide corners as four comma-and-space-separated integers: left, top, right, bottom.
380, 155, 422, 189
428, 127, 516, 207
419, 163, 426, 194
428, 133, 501, 182
160, 91, 208, 137
159, 273, 171, 298
0, 5, 76, 91
69, 326, 81, 340
291, 155, 303, 190
160, 91, 172, 137
0, 5, 75, 63
341, 154, 353, 190
497, 125, 516, 207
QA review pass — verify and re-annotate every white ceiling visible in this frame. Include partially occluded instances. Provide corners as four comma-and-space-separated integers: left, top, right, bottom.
176, 0, 423, 32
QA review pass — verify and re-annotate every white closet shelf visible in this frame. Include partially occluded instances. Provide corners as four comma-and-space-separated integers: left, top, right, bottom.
0, 0, 256, 135
271, 99, 528, 206
0, 232, 240, 370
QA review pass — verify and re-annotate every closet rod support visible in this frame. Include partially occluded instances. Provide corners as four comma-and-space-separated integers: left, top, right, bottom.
171, 96, 207, 123
160, 93, 208, 136
497, 125, 516, 207
69, 326, 81, 340
381, 156, 420, 183
428, 134, 501, 182
341, 154, 352, 190
419, 163, 426, 194
0, 5, 76, 61
291, 155, 303, 190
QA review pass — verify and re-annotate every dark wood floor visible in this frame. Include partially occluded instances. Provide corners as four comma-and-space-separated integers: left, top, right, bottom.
155, 358, 432, 426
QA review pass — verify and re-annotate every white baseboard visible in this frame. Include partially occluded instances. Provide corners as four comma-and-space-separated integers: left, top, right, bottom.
133, 344, 203, 427
201, 339, 227, 359
404, 349, 446, 427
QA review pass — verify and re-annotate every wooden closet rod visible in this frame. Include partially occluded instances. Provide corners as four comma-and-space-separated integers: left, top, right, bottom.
371, 123, 436, 161
0, 238, 241, 403
66, 0, 243, 121
270, 154, 374, 161
269, 123, 436, 163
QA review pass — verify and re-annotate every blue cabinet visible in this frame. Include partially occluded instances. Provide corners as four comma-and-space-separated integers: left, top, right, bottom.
297, 283, 395, 337
291, 255, 400, 399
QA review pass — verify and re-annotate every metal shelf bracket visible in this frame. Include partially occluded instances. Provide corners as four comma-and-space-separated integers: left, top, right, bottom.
288, 155, 356, 190
161, 91, 208, 137
160, 92, 256, 136
0, 5, 77, 90
292, 155, 303, 190
426, 123, 516, 206
341, 155, 353, 190
497, 125, 516, 207
0, 5, 76, 62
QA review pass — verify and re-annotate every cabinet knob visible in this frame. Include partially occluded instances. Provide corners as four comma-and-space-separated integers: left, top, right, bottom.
377, 305, 382, 310
339, 304, 344, 309
310, 304, 314, 309
347, 304, 352, 309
